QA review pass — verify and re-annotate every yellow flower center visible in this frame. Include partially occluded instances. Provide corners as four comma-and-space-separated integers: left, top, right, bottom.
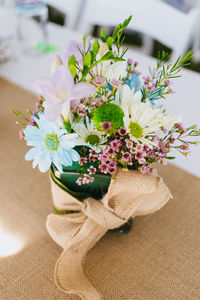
44, 134, 59, 150
129, 121, 143, 138
86, 134, 100, 146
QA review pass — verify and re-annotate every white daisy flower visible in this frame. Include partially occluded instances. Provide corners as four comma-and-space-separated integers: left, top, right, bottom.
123, 100, 181, 147
89, 54, 127, 81
72, 117, 107, 152
115, 84, 142, 113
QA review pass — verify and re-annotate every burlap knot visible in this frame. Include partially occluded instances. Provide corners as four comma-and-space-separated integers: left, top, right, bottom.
46, 168, 172, 300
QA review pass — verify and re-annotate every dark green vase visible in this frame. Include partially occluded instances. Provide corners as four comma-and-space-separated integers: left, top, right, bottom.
51, 162, 133, 235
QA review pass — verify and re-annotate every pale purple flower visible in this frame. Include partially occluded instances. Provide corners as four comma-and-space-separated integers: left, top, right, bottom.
138, 157, 146, 165
92, 76, 105, 87
34, 65, 95, 121
63, 38, 91, 64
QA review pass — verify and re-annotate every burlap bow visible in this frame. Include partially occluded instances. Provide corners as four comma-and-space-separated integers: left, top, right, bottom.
46, 168, 172, 300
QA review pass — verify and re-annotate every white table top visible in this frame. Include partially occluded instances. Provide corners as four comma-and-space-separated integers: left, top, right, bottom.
1, 22, 200, 177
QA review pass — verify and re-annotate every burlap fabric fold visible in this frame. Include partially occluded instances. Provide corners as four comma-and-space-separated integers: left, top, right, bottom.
46, 168, 172, 300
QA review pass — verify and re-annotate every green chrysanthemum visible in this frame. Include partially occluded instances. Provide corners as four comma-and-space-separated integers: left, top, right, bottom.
92, 103, 124, 131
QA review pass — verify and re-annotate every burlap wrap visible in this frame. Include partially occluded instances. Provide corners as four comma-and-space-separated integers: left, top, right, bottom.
46, 168, 172, 300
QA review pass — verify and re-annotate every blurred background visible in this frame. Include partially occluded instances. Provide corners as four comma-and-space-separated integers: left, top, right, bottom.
1, 0, 200, 175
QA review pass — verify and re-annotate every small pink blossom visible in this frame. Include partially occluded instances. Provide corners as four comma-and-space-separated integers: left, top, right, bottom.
127, 58, 133, 65
118, 126, 127, 136
83, 174, 94, 184
110, 79, 122, 88
101, 121, 112, 131
150, 168, 157, 176
19, 129, 25, 140
98, 153, 109, 162
87, 166, 97, 175
140, 165, 150, 174
99, 162, 108, 173
76, 177, 84, 185
110, 139, 121, 150
125, 139, 133, 149
138, 157, 146, 165
79, 157, 87, 166
77, 105, 87, 116
108, 161, 117, 174
92, 76, 105, 87
122, 152, 132, 163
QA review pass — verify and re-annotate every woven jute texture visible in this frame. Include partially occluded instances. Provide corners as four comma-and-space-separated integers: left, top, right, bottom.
1, 78, 200, 300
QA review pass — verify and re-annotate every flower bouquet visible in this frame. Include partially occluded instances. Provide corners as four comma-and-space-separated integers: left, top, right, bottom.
14, 16, 200, 299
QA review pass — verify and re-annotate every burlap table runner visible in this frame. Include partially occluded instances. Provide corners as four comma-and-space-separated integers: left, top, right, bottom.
1, 78, 200, 300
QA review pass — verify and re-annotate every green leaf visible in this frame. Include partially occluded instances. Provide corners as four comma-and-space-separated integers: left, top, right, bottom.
68, 64, 77, 78
82, 65, 90, 77
122, 15, 132, 29
68, 54, 76, 66
100, 29, 107, 42
112, 24, 121, 40
63, 120, 71, 133
90, 50, 95, 64
92, 39, 100, 55
106, 37, 113, 49
165, 156, 176, 160
83, 53, 92, 66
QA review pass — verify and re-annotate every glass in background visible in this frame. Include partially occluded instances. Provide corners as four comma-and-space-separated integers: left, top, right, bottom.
15, 0, 48, 55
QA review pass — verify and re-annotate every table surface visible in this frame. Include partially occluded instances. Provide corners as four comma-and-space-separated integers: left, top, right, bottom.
1, 78, 200, 299
1, 22, 200, 177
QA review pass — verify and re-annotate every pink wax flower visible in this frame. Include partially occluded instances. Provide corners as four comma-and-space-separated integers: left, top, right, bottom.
125, 139, 133, 149
83, 174, 94, 184
79, 157, 87, 165
92, 76, 105, 87
89, 149, 98, 157
135, 151, 144, 161
105, 146, 115, 157
135, 144, 144, 153
150, 168, 157, 176
122, 152, 132, 163
140, 165, 150, 174
101, 121, 112, 131
99, 153, 109, 162
76, 177, 84, 186
77, 105, 87, 116
110, 79, 122, 88
110, 139, 121, 150
118, 126, 127, 136
19, 129, 25, 140
34, 66, 95, 121
138, 157, 146, 165
127, 58, 133, 65
87, 166, 97, 175
99, 162, 108, 173
108, 161, 117, 174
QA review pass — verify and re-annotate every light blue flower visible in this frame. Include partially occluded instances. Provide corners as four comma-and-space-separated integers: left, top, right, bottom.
126, 73, 141, 93
24, 112, 80, 173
